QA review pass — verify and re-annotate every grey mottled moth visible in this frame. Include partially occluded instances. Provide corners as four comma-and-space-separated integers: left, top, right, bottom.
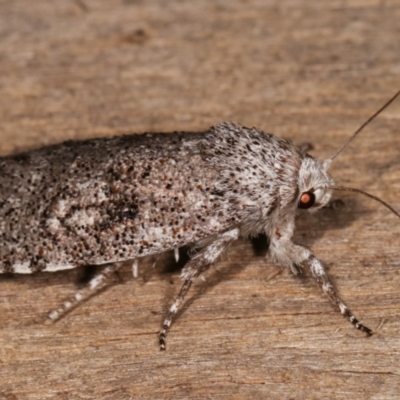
0, 90, 399, 350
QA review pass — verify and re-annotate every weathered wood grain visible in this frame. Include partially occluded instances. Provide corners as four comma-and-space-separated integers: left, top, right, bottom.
0, 1, 399, 399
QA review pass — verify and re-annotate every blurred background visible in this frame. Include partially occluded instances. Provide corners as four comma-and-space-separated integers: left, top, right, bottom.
0, 1, 399, 154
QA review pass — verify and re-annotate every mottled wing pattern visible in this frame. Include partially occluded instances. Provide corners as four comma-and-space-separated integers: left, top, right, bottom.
0, 123, 302, 273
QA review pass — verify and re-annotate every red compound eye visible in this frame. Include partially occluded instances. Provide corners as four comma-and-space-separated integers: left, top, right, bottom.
298, 192, 315, 209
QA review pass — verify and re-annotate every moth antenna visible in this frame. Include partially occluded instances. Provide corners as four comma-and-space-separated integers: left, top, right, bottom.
326, 89, 400, 164
333, 186, 400, 219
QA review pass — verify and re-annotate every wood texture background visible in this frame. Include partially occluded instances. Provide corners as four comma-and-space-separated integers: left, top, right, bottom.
0, 1, 400, 399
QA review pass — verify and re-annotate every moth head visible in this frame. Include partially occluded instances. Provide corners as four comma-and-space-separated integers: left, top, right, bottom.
297, 155, 334, 212
296, 89, 400, 218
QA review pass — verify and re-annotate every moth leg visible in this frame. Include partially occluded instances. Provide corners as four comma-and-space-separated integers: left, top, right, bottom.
305, 253, 372, 335
131, 259, 139, 278
47, 261, 124, 323
159, 228, 239, 350
270, 239, 372, 335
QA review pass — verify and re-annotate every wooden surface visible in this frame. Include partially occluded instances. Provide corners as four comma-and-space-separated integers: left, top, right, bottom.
0, 1, 400, 399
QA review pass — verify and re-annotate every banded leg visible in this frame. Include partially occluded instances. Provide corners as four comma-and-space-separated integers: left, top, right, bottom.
305, 254, 372, 335
159, 228, 239, 350
47, 262, 124, 322
270, 238, 372, 335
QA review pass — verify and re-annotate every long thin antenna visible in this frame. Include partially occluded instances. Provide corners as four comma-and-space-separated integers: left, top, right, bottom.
333, 186, 400, 219
329, 89, 400, 162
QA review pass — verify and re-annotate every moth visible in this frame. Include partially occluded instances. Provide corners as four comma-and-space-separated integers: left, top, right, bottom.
0, 91, 399, 350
